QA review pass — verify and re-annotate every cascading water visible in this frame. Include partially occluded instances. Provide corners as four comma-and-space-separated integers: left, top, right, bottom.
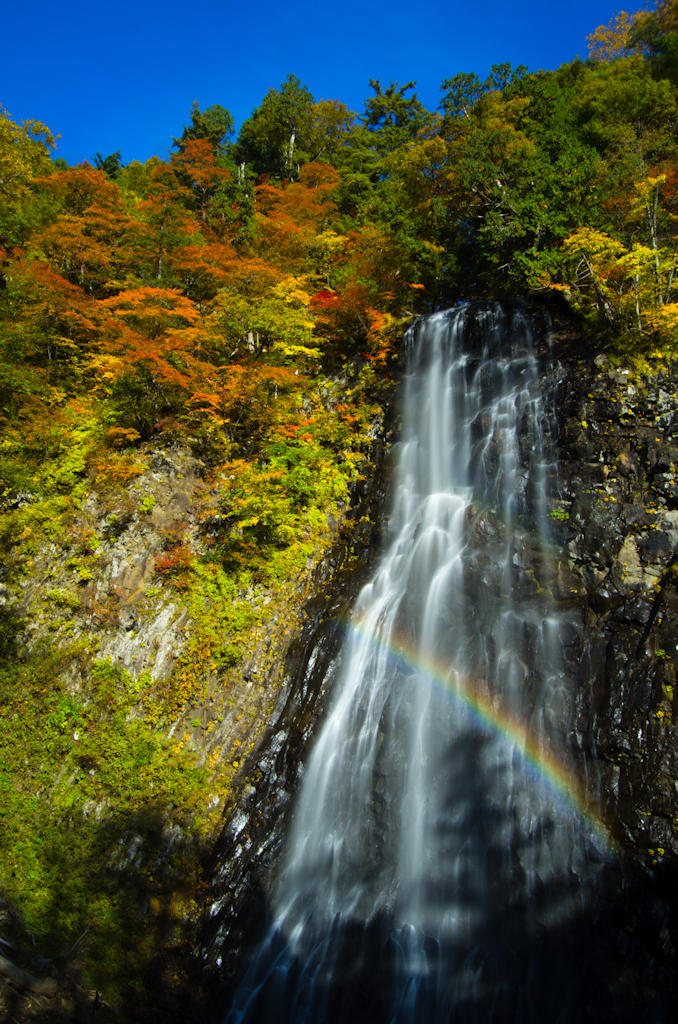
225, 303, 612, 1024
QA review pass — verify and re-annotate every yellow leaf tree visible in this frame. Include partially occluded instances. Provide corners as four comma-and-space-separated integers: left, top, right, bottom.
0, 106, 57, 243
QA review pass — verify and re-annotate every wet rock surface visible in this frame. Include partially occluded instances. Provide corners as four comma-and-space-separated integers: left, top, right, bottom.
551, 342, 678, 861
534, 306, 678, 1019
200, 302, 678, 1021
197, 443, 394, 989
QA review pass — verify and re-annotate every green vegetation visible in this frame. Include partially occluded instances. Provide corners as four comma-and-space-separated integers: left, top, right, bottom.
0, 647, 207, 998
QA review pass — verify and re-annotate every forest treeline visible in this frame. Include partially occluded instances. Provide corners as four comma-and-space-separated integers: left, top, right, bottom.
2, 1, 678, 463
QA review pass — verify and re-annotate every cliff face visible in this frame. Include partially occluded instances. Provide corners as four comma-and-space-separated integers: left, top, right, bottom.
550, 320, 678, 1017
554, 326, 678, 865
197, 450, 393, 987
199, 303, 678, 1022
4, 303, 678, 1022
0, 384, 396, 1021
529, 309, 678, 1018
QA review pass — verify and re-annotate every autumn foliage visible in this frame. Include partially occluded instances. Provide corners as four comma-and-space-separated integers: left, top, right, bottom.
4, 19, 678, 528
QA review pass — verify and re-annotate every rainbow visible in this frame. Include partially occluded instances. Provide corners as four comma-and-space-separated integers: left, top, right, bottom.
342, 616, 618, 857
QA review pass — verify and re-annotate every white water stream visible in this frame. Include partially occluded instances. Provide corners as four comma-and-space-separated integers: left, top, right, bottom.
226, 304, 608, 1024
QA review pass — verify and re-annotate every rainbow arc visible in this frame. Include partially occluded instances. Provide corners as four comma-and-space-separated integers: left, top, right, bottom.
344, 616, 617, 857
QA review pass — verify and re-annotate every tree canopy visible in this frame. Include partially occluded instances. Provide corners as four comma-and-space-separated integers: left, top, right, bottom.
3, 1, 678, 517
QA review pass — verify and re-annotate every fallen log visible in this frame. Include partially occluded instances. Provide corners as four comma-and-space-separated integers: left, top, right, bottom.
0, 953, 58, 997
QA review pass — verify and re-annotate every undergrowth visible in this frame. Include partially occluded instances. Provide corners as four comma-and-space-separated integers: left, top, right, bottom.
0, 645, 210, 997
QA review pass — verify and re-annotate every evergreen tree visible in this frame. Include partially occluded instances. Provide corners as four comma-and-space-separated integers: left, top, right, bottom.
173, 101, 235, 157
233, 75, 315, 180
93, 150, 123, 179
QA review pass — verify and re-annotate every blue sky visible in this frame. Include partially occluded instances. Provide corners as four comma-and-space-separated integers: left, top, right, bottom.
4, 0, 627, 166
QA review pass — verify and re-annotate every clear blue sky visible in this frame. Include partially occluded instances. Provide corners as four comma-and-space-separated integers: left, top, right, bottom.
3, 0, 628, 166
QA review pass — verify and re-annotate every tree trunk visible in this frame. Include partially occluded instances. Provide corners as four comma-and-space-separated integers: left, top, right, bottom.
286, 130, 296, 175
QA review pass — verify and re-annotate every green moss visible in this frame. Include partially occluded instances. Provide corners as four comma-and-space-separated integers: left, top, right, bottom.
46, 587, 81, 609
0, 646, 211, 1006
139, 493, 156, 514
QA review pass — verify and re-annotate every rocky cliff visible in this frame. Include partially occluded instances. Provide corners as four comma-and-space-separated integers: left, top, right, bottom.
198, 301, 678, 1022
0, 371, 396, 1022
4, 301, 678, 1022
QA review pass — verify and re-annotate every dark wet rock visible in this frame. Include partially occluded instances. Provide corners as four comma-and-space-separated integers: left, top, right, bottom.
195, 424, 396, 984
615, 598, 654, 627
197, 303, 678, 1021
640, 530, 674, 559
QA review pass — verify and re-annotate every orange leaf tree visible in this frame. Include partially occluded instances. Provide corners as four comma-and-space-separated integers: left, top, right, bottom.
95, 286, 213, 435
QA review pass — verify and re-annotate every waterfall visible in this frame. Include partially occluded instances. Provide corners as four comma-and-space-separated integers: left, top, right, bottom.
225, 303, 611, 1024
